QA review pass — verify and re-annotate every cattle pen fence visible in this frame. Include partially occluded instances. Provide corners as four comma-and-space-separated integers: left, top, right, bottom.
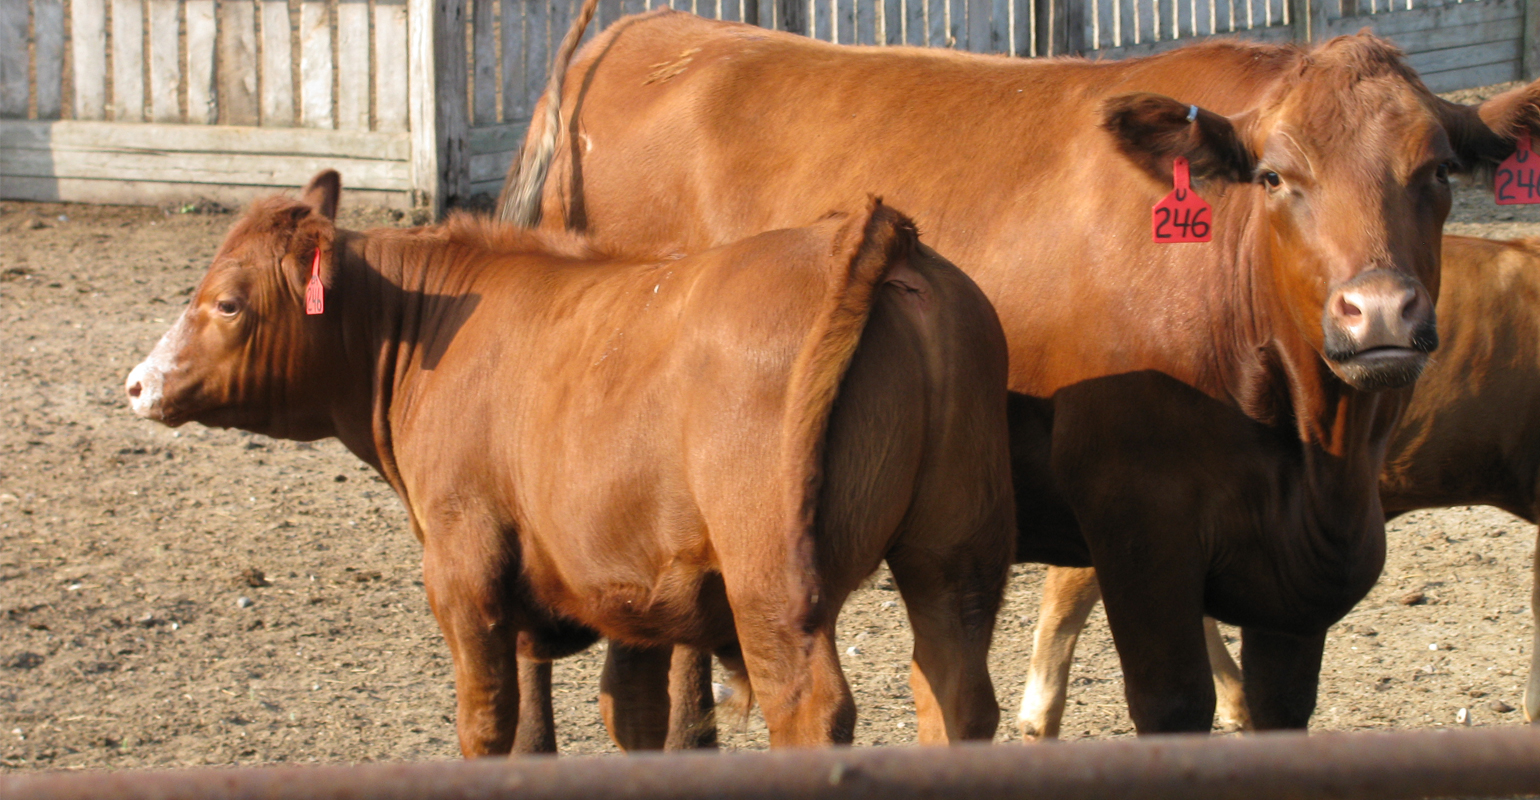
1, 0, 1538, 214
5, 726, 1540, 800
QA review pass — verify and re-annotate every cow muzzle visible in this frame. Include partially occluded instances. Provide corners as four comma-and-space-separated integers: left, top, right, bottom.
125, 359, 168, 421
1321, 269, 1437, 392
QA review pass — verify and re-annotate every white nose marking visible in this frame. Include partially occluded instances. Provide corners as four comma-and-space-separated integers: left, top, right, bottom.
125, 360, 164, 418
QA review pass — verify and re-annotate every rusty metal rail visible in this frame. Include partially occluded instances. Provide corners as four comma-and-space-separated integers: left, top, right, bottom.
5, 726, 1540, 800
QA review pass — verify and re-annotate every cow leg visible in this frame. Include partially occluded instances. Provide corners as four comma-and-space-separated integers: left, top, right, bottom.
1204, 618, 1251, 731
1239, 626, 1325, 730
720, 573, 853, 746
423, 544, 522, 757
1093, 556, 1213, 734
887, 546, 1003, 744
512, 650, 556, 754
599, 642, 672, 750
664, 645, 718, 750
1018, 566, 1101, 742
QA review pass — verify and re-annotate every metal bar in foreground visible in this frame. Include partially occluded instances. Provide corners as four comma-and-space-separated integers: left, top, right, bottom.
5, 726, 1540, 800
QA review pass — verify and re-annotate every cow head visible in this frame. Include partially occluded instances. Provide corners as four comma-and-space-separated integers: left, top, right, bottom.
125, 170, 345, 439
1103, 36, 1539, 393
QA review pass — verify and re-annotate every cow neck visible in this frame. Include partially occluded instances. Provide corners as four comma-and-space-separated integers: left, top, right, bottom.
324, 227, 461, 502
1237, 193, 1407, 556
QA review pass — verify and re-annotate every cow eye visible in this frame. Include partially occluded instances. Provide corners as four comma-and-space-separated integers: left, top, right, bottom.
214, 298, 241, 316
1261, 171, 1283, 189
1435, 162, 1450, 184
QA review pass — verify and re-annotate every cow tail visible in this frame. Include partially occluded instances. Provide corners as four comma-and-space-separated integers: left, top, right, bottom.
497, 0, 602, 227
776, 199, 920, 636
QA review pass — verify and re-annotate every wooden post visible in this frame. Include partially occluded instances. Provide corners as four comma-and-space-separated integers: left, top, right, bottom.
1035, 0, 1083, 56
1289, 0, 1325, 42
410, 0, 471, 216
1523, 0, 1538, 80
778, 0, 807, 35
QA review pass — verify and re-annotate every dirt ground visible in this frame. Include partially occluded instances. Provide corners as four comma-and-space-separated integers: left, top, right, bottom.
4, 87, 1540, 773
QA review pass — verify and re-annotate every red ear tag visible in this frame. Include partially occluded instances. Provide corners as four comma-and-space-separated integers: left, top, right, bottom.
1496, 131, 1539, 205
305, 249, 325, 315
1152, 156, 1213, 243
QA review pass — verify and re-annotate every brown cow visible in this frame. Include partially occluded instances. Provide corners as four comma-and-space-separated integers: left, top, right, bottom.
1020, 235, 1540, 738
497, 6, 1540, 736
124, 171, 1017, 752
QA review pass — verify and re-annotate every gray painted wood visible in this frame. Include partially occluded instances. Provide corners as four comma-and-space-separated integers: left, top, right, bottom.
34, 0, 65, 119
149, 0, 180, 121
261, 0, 296, 126
185, 0, 216, 123
1524, 0, 1537, 79
473, 0, 497, 124
218, 0, 260, 125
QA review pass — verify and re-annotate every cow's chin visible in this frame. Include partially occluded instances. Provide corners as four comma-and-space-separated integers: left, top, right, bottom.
1328, 347, 1428, 391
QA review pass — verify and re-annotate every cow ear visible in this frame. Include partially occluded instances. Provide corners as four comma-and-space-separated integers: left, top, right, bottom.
1102, 93, 1256, 188
300, 170, 342, 221
1437, 80, 1540, 179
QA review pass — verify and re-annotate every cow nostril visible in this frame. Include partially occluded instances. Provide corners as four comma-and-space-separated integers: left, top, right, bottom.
1336, 296, 1362, 320
127, 381, 142, 399
1401, 292, 1424, 321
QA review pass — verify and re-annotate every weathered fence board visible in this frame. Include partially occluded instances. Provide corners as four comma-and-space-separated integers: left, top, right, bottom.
261, 0, 296, 126
34, 0, 64, 119
149, 0, 181, 122
218, 0, 259, 125
185, 0, 216, 123
339, 0, 372, 129
301, 0, 334, 128
112, 0, 145, 121
0, 0, 1535, 211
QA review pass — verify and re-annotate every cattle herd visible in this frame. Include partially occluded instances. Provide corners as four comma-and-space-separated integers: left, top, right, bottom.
110, 0, 1540, 761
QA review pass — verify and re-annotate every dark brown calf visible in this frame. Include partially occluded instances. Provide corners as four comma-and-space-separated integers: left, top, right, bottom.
1023, 235, 1540, 737
125, 172, 1015, 752
497, 3, 1540, 736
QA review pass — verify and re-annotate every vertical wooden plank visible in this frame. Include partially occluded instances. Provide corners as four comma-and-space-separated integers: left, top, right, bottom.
697, 0, 718, 18
1020, 0, 1034, 54
0, 0, 24, 118
720, 0, 739, 23
338, 0, 370, 128
523, 0, 547, 116
185, 0, 215, 123
778, 0, 806, 33
906, 0, 925, 44
836, 0, 854, 42
967, 0, 989, 49
410, 0, 437, 211
1522, 0, 1538, 80
471, 0, 495, 124
437, 0, 471, 209
813, 0, 830, 40
112, 0, 144, 120
262, 0, 295, 126
34, 0, 64, 118
218, 0, 258, 124
949, 0, 963, 46
498, 0, 523, 121
927, 0, 944, 45
857, 0, 875, 42
378, 0, 409, 129
1214, 0, 1230, 33
71, 0, 106, 119
1119, 0, 1136, 43
300, 0, 333, 128
148, 0, 179, 121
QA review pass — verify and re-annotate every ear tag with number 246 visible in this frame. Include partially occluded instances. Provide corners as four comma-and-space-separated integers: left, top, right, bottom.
305, 249, 325, 315
1496, 131, 1539, 206
1152, 156, 1213, 243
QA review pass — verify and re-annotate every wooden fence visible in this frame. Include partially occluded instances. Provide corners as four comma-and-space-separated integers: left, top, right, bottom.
1, 0, 1536, 212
